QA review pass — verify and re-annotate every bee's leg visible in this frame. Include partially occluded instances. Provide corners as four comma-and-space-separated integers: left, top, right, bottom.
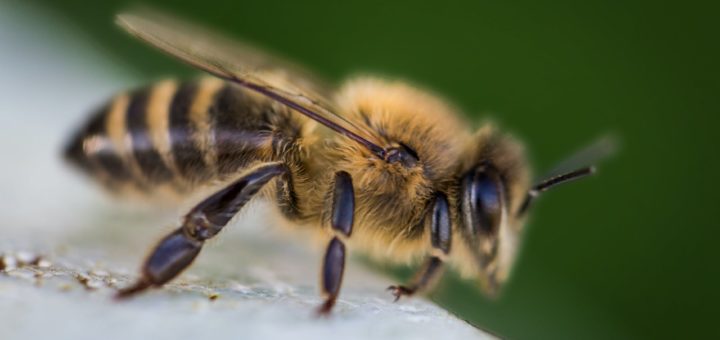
317, 171, 354, 315
388, 193, 450, 301
387, 257, 444, 301
115, 162, 287, 299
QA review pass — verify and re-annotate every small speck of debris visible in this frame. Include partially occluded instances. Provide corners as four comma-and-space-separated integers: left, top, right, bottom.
35, 258, 52, 268
90, 269, 109, 277
0, 254, 17, 271
15, 251, 36, 266
208, 292, 220, 301
75, 273, 103, 290
104, 277, 119, 288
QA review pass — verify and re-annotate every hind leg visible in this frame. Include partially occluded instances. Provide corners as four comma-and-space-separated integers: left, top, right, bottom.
116, 162, 287, 298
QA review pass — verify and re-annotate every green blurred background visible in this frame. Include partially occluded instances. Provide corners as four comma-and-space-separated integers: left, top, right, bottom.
27, 0, 720, 338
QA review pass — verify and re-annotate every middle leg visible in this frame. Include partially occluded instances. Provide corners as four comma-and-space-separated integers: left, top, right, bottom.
317, 171, 355, 315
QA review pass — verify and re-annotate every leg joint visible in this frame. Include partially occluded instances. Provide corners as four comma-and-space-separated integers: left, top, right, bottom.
183, 211, 220, 241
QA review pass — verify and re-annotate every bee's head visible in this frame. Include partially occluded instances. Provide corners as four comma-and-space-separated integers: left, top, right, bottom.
457, 126, 604, 296
456, 125, 530, 296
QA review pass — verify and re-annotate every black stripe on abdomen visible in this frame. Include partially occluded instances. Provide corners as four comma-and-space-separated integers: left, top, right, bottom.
126, 88, 174, 184
168, 82, 210, 183
210, 85, 274, 175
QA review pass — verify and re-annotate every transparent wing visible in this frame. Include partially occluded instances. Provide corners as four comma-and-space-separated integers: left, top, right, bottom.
517, 135, 617, 215
116, 8, 385, 157
118, 7, 329, 95
541, 134, 618, 181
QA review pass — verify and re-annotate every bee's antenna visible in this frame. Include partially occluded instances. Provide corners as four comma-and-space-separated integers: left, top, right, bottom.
517, 166, 595, 216
533, 166, 595, 193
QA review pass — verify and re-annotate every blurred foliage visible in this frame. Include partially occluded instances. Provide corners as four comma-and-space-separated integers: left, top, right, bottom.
30, 0, 719, 338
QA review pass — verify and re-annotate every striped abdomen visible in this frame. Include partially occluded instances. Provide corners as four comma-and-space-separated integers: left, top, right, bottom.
64, 77, 302, 194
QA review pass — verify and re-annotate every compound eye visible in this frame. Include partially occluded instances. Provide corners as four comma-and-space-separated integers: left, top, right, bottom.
462, 165, 505, 236
473, 171, 503, 234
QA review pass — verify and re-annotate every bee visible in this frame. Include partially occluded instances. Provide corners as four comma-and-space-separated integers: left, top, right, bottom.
63, 9, 612, 314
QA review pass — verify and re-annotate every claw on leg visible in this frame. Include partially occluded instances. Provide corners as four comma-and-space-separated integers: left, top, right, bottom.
386, 256, 444, 303
316, 298, 336, 317
387, 285, 416, 302
114, 278, 152, 300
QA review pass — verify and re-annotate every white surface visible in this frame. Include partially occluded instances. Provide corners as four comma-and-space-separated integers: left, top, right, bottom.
0, 3, 490, 339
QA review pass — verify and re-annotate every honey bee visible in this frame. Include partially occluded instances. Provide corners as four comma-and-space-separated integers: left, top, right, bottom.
64, 9, 612, 314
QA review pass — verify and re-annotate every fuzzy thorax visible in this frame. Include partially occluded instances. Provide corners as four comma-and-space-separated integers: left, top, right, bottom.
312, 77, 471, 261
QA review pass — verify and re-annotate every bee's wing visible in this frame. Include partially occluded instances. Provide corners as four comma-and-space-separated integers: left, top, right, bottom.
517, 135, 617, 215
116, 9, 386, 157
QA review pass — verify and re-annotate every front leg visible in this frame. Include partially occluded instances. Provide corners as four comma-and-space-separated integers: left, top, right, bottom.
116, 162, 287, 298
388, 193, 450, 301
317, 171, 354, 315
